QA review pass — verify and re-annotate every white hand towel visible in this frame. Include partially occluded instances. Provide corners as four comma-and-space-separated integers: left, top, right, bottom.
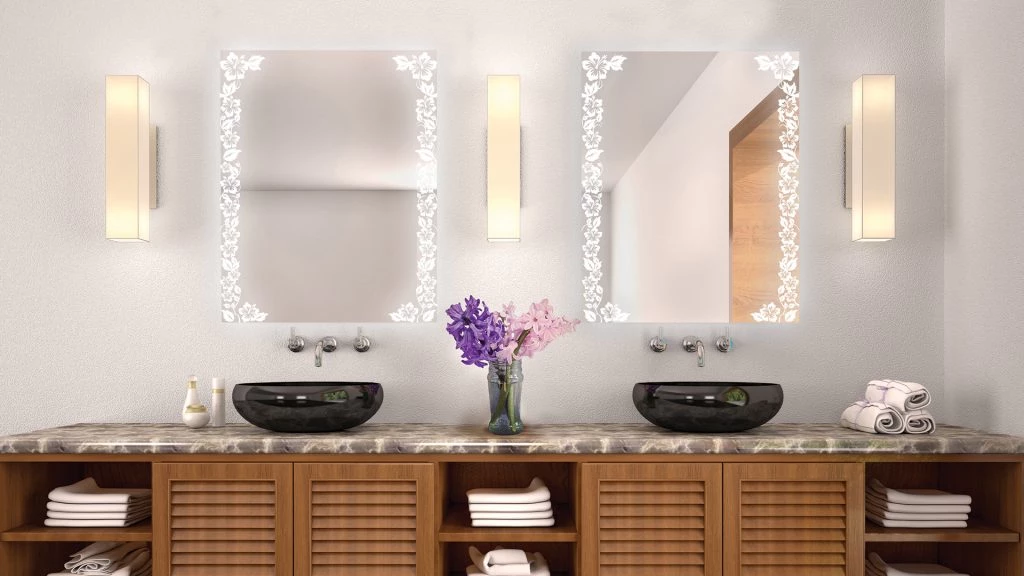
111, 549, 150, 576
866, 502, 968, 521
471, 517, 556, 527
49, 509, 151, 521
466, 552, 550, 576
867, 552, 969, 575
64, 542, 121, 569
904, 410, 937, 434
470, 510, 554, 520
467, 478, 551, 505
49, 478, 152, 505
45, 517, 148, 528
866, 380, 932, 411
66, 543, 145, 574
866, 513, 967, 528
870, 479, 971, 505
50, 502, 148, 513
468, 546, 531, 576
865, 492, 970, 514
469, 502, 552, 513
841, 401, 907, 434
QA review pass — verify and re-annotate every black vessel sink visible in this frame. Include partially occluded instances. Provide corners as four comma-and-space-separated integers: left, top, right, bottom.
233, 382, 382, 433
633, 382, 783, 433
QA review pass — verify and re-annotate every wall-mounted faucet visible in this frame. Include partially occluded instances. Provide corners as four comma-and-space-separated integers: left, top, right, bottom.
288, 327, 373, 363
682, 336, 705, 367
314, 337, 338, 368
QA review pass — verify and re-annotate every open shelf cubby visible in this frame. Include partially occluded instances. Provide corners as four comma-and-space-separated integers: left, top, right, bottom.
444, 542, 574, 576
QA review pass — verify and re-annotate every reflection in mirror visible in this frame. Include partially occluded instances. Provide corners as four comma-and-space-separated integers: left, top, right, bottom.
219, 51, 438, 323
579, 51, 799, 323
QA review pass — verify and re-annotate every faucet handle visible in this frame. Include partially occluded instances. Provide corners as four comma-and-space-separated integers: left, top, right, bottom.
319, 337, 338, 353
649, 327, 667, 353
287, 328, 305, 353
353, 328, 372, 353
682, 336, 701, 353
715, 335, 734, 353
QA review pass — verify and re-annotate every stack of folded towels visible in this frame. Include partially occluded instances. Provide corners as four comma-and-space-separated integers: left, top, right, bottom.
841, 380, 937, 435
867, 479, 971, 529
867, 552, 969, 576
467, 477, 554, 527
48, 542, 151, 576
466, 546, 550, 576
46, 478, 152, 527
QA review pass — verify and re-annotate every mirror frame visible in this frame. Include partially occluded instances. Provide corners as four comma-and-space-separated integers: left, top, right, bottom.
578, 51, 800, 323
218, 51, 439, 323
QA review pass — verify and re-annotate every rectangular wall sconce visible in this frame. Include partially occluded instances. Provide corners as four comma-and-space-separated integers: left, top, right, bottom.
845, 74, 896, 242
486, 75, 521, 242
106, 75, 155, 242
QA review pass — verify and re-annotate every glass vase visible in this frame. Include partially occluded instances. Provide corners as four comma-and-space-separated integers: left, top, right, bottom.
487, 360, 524, 435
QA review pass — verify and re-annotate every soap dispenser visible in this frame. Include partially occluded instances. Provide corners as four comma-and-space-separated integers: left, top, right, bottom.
182, 375, 200, 417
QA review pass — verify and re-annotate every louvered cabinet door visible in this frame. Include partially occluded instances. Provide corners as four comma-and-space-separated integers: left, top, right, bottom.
724, 463, 863, 576
581, 463, 723, 576
152, 463, 293, 576
295, 463, 434, 576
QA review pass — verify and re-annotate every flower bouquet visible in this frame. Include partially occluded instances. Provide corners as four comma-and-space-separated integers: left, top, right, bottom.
446, 296, 579, 435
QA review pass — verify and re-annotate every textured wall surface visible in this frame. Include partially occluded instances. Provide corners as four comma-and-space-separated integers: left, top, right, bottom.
944, 0, 1024, 435
0, 0, 946, 435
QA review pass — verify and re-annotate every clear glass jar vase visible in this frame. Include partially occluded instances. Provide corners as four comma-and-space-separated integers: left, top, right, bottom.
487, 359, 524, 435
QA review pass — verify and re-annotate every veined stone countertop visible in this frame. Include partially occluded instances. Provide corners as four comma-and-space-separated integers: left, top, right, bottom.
1, 423, 1023, 455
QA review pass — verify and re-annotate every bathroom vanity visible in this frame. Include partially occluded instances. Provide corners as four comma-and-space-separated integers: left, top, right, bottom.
1, 423, 1022, 576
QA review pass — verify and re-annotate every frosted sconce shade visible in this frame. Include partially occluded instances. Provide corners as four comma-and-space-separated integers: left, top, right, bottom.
849, 74, 896, 242
106, 75, 154, 242
486, 75, 521, 242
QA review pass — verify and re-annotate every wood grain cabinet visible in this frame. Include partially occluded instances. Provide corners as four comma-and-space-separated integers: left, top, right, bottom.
152, 463, 293, 576
723, 463, 864, 576
581, 463, 723, 576
294, 463, 435, 576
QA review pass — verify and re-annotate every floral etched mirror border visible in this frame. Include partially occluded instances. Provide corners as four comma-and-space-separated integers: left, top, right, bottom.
218, 51, 438, 323
578, 51, 800, 323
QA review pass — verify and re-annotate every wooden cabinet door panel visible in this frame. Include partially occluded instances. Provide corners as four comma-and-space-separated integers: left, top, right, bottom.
724, 463, 863, 576
295, 463, 434, 576
153, 463, 292, 576
582, 463, 722, 576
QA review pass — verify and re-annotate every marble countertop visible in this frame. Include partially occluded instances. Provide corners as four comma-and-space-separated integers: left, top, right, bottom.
1, 423, 1023, 455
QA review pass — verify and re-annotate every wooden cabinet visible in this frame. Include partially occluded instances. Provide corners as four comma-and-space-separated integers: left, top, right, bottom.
152, 463, 293, 576
723, 463, 864, 576
294, 463, 435, 576
581, 463, 722, 576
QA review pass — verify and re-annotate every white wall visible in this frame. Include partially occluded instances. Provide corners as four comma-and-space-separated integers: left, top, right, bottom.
610, 52, 780, 322
943, 0, 1024, 435
0, 0, 946, 435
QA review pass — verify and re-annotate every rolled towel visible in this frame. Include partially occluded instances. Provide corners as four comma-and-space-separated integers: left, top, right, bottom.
841, 401, 907, 434
869, 479, 971, 505
468, 546, 531, 576
471, 517, 556, 527
50, 501, 149, 513
867, 552, 969, 575
467, 478, 551, 505
49, 478, 152, 505
866, 492, 970, 514
866, 380, 932, 411
866, 502, 967, 521
469, 501, 552, 513
904, 410, 936, 434
65, 543, 145, 574
866, 513, 967, 528
470, 510, 554, 520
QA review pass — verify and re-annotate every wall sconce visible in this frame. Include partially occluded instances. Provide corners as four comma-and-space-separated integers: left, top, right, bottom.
106, 75, 156, 242
845, 74, 896, 242
486, 75, 521, 242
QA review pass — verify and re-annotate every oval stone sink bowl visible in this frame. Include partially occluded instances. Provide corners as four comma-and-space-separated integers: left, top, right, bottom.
233, 382, 383, 433
633, 382, 783, 433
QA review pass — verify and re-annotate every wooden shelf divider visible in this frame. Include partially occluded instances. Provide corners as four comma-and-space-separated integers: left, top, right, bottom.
865, 518, 1019, 543
0, 521, 153, 542
438, 505, 577, 543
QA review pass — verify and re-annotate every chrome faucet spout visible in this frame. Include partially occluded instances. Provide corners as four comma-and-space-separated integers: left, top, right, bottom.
683, 336, 705, 367
314, 337, 338, 368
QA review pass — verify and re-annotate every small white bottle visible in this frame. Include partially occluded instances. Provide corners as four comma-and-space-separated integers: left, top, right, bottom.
210, 377, 226, 427
182, 375, 200, 418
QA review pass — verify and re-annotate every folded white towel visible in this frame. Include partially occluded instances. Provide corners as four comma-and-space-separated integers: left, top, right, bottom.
870, 479, 971, 505
468, 546, 531, 576
111, 549, 150, 576
64, 543, 146, 574
841, 401, 907, 434
471, 517, 557, 527
866, 502, 968, 521
45, 517, 149, 528
469, 502, 552, 513
48, 509, 151, 521
467, 552, 550, 576
50, 502, 149, 513
866, 380, 932, 411
867, 552, 969, 575
866, 492, 971, 514
903, 409, 936, 434
866, 513, 967, 528
64, 542, 121, 569
467, 478, 551, 505
49, 478, 152, 505
470, 510, 554, 520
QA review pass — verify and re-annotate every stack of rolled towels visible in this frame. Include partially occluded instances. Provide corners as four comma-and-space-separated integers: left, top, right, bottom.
467, 477, 554, 527
45, 478, 152, 527
466, 547, 550, 576
867, 552, 969, 576
48, 542, 151, 576
867, 478, 971, 529
841, 380, 936, 435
